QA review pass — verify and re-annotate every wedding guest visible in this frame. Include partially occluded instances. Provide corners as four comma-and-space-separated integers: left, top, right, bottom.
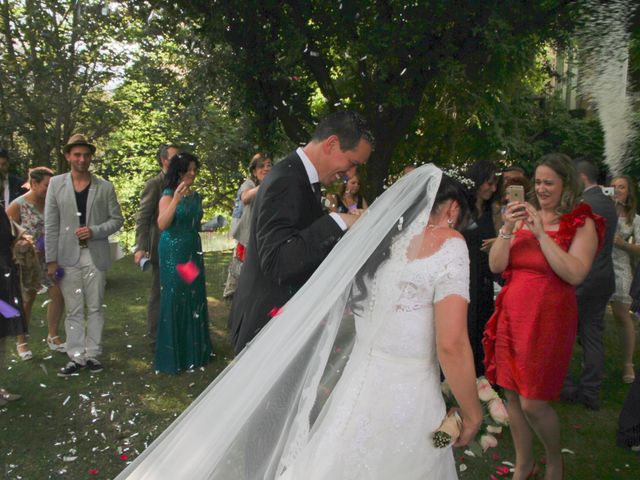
155, 152, 212, 374
7, 167, 66, 360
463, 159, 498, 375
327, 172, 368, 214
223, 153, 272, 299
0, 207, 26, 405
133, 143, 180, 351
45, 134, 124, 377
0, 149, 27, 209
484, 153, 602, 480
561, 159, 617, 410
617, 372, 640, 450
609, 175, 640, 384
229, 110, 374, 354
501, 165, 526, 184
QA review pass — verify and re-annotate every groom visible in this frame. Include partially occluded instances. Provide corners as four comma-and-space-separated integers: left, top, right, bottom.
229, 111, 374, 354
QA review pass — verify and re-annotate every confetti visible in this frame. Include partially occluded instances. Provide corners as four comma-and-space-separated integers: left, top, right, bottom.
176, 261, 199, 284
0, 299, 20, 318
561, 448, 575, 455
41, 299, 52, 308
63, 395, 71, 405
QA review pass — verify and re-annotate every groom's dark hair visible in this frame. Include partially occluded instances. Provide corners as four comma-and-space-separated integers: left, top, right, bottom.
311, 111, 375, 151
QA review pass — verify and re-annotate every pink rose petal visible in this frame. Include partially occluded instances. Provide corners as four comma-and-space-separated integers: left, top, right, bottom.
176, 261, 199, 284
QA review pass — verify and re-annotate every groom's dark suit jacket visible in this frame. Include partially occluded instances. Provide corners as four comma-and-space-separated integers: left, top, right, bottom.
229, 150, 344, 353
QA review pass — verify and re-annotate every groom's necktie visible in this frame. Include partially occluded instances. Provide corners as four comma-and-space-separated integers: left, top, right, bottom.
312, 182, 322, 204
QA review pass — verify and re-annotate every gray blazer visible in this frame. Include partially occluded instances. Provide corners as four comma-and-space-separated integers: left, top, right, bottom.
134, 171, 165, 263
45, 173, 124, 271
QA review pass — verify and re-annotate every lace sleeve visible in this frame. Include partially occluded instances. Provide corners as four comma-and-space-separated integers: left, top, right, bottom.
433, 237, 470, 304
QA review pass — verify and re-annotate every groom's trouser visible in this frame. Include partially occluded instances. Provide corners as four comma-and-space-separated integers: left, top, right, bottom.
59, 249, 106, 365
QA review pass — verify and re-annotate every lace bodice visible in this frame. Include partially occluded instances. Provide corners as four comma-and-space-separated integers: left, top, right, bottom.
355, 237, 470, 360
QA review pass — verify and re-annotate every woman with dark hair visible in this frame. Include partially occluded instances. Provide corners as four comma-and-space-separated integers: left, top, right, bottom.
155, 152, 212, 374
7, 167, 66, 359
223, 153, 272, 299
463, 159, 498, 375
328, 172, 368, 214
276, 173, 481, 479
609, 175, 640, 383
484, 153, 602, 480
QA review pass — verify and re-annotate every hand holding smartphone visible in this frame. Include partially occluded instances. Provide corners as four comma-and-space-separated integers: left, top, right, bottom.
506, 185, 525, 203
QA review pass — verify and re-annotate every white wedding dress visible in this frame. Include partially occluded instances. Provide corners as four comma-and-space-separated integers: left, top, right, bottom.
280, 236, 470, 480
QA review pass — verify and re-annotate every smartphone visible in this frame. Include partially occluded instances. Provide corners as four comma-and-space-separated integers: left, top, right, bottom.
506, 184, 525, 203
601, 186, 614, 197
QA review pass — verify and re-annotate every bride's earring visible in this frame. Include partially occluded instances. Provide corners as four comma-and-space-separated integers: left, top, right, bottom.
447, 218, 453, 228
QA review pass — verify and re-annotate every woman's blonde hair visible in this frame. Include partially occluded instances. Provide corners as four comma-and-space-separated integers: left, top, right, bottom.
611, 175, 637, 226
529, 153, 582, 216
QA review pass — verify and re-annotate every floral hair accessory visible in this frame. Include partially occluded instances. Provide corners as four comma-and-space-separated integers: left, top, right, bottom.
442, 166, 475, 190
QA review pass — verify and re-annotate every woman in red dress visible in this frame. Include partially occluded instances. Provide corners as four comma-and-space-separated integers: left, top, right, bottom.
483, 153, 602, 480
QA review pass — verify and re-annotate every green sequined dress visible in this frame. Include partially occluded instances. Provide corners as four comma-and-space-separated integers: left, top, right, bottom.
155, 189, 212, 374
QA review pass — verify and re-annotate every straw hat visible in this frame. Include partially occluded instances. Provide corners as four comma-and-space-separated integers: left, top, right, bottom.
63, 134, 96, 154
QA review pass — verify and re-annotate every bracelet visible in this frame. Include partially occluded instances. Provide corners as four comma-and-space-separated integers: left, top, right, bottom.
498, 228, 513, 240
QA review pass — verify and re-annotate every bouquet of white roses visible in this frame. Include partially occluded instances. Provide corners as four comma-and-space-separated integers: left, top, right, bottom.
434, 376, 509, 454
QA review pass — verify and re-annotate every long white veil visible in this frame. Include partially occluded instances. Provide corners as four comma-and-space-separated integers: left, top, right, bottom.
116, 164, 443, 479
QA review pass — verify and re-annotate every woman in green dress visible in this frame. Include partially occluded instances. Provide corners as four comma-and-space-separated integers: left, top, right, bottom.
155, 152, 212, 374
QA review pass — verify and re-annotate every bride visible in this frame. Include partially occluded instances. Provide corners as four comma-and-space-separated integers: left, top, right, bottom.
117, 165, 482, 479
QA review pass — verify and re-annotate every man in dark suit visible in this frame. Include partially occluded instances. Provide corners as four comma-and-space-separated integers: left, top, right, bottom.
0, 149, 27, 209
563, 158, 617, 410
229, 111, 374, 354
134, 144, 180, 350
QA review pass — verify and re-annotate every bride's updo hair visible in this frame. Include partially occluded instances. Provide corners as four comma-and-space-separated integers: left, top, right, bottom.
433, 174, 473, 231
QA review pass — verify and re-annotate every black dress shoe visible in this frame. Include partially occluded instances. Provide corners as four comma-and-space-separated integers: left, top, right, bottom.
560, 386, 579, 404
58, 361, 84, 377
578, 393, 600, 411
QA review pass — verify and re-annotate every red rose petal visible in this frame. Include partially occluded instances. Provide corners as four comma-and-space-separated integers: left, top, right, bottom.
120, 454, 129, 460
492, 452, 500, 461
176, 261, 200, 284
268, 307, 283, 318
88, 469, 99, 475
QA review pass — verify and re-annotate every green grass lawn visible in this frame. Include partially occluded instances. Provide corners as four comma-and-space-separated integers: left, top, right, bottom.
1, 251, 639, 479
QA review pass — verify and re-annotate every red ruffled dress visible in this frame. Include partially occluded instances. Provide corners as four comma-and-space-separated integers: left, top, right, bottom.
483, 203, 604, 400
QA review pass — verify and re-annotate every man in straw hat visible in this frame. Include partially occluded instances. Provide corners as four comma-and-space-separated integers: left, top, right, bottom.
45, 134, 123, 376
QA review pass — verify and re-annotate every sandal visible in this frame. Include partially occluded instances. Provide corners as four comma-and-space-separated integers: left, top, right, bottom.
16, 343, 32, 361
623, 363, 635, 384
47, 336, 67, 353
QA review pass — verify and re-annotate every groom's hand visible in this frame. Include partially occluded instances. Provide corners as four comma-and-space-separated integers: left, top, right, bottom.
336, 213, 360, 229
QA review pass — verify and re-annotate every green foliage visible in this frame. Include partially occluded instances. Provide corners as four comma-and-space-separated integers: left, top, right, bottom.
163, 0, 582, 196
0, 0, 131, 171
